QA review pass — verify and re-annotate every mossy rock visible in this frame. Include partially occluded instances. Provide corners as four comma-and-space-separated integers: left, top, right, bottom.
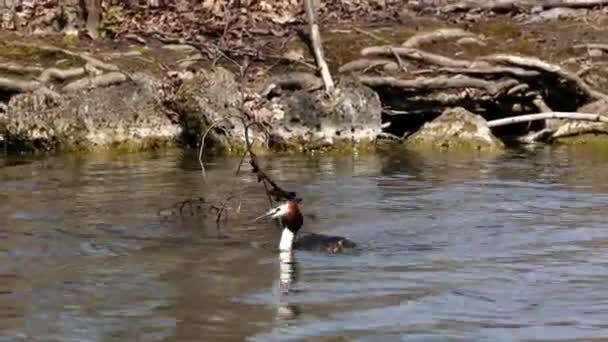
405, 107, 505, 152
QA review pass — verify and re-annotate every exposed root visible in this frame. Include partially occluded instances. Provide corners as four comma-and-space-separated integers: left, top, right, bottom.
573, 43, 608, 52
62, 72, 128, 92
480, 54, 608, 100
338, 58, 398, 74
541, 0, 608, 9
38, 67, 86, 83
0, 63, 44, 75
441, 0, 525, 13
260, 72, 323, 97
359, 75, 519, 95
402, 28, 478, 48
438, 66, 540, 78
0, 77, 41, 93
488, 112, 608, 127
362, 46, 473, 68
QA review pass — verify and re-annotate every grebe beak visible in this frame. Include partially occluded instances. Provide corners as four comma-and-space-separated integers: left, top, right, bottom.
254, 206, 280, 222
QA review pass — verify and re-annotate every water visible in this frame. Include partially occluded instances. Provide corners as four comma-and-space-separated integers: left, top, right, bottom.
1, 145, 608, 341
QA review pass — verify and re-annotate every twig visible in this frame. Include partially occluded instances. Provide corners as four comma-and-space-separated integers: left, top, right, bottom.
487, 112, 608, 128
304, 0, 335, 95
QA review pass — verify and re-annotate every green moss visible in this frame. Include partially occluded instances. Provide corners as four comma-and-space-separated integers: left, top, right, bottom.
554, 134, 608, 146
0, 41, 41, 58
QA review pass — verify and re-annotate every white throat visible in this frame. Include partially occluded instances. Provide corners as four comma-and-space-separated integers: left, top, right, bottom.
279, 228, 295, 251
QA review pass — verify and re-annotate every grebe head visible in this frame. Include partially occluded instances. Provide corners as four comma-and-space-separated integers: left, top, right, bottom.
255, 199, 303, 251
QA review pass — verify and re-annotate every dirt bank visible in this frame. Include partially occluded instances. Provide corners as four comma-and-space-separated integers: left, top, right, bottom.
2, 1, 608, 154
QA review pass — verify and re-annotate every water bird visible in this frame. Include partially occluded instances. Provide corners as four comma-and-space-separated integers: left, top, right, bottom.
255, 199, 356, 253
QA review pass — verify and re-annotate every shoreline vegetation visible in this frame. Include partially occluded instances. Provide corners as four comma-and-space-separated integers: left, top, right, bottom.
2, 0, 608, 156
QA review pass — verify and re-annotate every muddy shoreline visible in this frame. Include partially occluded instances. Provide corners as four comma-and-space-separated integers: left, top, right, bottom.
2, 4, 608, 155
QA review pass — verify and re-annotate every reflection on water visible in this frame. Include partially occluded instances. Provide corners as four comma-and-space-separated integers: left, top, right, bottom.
1, 145, 608, 340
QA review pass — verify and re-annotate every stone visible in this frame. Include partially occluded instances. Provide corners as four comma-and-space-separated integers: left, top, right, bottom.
552, 99, 608, 142
405, 107, 504, 150
4, 73, 181, 151
267, 77, 382, 151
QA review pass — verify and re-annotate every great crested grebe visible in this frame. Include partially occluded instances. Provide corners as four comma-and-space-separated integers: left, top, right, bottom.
255, 199, 356, 253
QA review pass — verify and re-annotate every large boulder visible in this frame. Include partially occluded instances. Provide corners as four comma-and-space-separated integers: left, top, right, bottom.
552, 100, 608, 143
171, 66, 248, 152
3, 74, 181, 151
405, 107, 504, 150
267, 77, 382, 151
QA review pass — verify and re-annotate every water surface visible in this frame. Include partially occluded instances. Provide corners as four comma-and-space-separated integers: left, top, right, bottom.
1, 146, 608, 341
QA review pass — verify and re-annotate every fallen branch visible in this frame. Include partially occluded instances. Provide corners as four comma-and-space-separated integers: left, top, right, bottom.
358, 75, 519, 95
402, 28, 478, 48
487, 112, 608, 127
480, 54, 608, 100
362, 46, 473, 68
304, 0, 334, 94
62, 72, 127, 92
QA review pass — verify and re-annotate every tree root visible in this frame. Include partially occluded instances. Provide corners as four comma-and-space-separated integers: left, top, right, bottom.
38, 67, 86, 83
338, 58, 399, 74
402, 28, 478, 48
438, 66, 540, 78
260, 72, 323, 97
359, 75, 519, 95
480, 54, 608, 100
362, 46, 473, 68
541, 0, 608, 9
441, 0, 525, 13
0, 63, 44, 75
62, 72, 128, 92
0, 77, 41, 93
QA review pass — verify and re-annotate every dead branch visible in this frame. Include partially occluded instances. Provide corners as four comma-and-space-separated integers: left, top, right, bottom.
338, 58, 398, 74
0, 77, 41, 93
362, 46, 473, 68
62, 72, 127, 92
480, 54, 608, 101
358, 75, 519, 95
304, 0, 335, 94
38, 67, 86, 83
402, 28, 478, 48
488, 112, 608, 127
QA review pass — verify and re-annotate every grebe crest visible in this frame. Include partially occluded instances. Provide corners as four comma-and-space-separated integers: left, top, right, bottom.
255, 199, 355, 253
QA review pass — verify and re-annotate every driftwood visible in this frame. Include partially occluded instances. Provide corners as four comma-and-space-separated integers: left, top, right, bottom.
403, 28, 478, 48
303, 0, 334, 94
359, 75, 519, 95
362, 46, 473, 68
488, 112, 608, 127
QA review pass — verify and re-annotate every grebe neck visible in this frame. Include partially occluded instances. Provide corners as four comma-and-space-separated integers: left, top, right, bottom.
279, 227, 295, 251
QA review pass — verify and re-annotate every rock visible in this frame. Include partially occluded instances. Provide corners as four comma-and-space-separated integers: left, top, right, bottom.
171, 66, 250, 151
267, 77, 382, 151
405, 107, 504, 150
4, 73, 181, 151
552, 100, 608, 142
